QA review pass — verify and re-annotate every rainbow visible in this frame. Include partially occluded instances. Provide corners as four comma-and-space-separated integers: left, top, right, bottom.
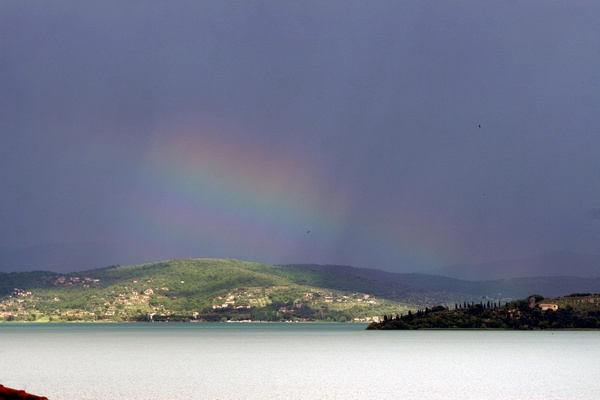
120, 120, 355, 264
118, 120, 459, 270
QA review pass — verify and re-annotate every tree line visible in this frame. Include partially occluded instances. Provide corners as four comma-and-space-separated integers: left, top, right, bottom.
368, 294, 600, 330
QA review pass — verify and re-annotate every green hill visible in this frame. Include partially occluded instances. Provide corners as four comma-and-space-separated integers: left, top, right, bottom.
2, 259, 600, 323
0, 259, 417, 322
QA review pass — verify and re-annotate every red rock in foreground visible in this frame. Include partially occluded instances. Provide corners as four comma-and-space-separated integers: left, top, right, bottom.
0, 385, 48, 400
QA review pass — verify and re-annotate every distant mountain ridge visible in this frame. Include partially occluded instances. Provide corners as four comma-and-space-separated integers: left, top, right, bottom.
285, 263, 600, 299
432, 251, 600, 280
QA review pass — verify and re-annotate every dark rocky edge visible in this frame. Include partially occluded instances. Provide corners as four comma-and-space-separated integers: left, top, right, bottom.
0, 385, 48, 400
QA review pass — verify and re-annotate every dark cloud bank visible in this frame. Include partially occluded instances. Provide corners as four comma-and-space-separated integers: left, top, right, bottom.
1, 2, 600, 276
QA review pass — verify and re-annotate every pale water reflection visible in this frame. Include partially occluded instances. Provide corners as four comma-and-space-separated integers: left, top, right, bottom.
0, 323, 598, 399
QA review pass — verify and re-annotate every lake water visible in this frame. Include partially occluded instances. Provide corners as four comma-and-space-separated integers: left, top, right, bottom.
1, 323, 599, 399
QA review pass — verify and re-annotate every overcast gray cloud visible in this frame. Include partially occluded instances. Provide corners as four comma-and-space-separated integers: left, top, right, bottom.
1, 1, 600, 273
588, 209, 600, 221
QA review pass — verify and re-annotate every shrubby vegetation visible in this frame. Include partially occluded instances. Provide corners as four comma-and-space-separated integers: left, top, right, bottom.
367, 294, 600, 330
7, 259, 598, 325
0, 259, 413, 323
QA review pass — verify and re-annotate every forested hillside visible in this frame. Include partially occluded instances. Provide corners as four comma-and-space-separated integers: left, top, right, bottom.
367, 293, 600, 330
2, 259, 600, 323
0, 259, 416, 322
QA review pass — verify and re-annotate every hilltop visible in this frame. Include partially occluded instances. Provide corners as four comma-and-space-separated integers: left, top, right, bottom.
2, 259, 600, 323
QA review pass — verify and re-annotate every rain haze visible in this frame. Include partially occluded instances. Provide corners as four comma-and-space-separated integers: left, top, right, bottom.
2, 1, 600, 275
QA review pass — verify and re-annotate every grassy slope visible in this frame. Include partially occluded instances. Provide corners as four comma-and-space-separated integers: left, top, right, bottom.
1, 259, 415, 321
3, 259, 600, 322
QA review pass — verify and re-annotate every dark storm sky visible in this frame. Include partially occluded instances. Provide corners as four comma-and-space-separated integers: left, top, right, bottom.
1, 1, 600, 273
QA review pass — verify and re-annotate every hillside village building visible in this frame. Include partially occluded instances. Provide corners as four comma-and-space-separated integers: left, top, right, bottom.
539, 303, 559, 311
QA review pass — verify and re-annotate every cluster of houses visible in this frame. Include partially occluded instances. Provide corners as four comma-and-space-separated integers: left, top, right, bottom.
100, 289, 154, 316
353, 316, 381, 323
1, 279, 394, 322
212, 294, 251, 309
212, 294, 236, 309
0, 288, 34, 319
323, 293, 378, 304
54, 276, 100, 288
9, 288, 32, 297
0, 281, 180, 320
100, 286, 176, 317
211, 289, 380, 311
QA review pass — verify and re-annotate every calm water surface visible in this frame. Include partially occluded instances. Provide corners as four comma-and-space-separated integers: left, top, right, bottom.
1, 323, 598, 399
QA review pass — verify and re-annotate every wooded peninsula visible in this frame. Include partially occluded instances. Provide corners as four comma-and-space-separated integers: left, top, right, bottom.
367, 293, 600, 330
